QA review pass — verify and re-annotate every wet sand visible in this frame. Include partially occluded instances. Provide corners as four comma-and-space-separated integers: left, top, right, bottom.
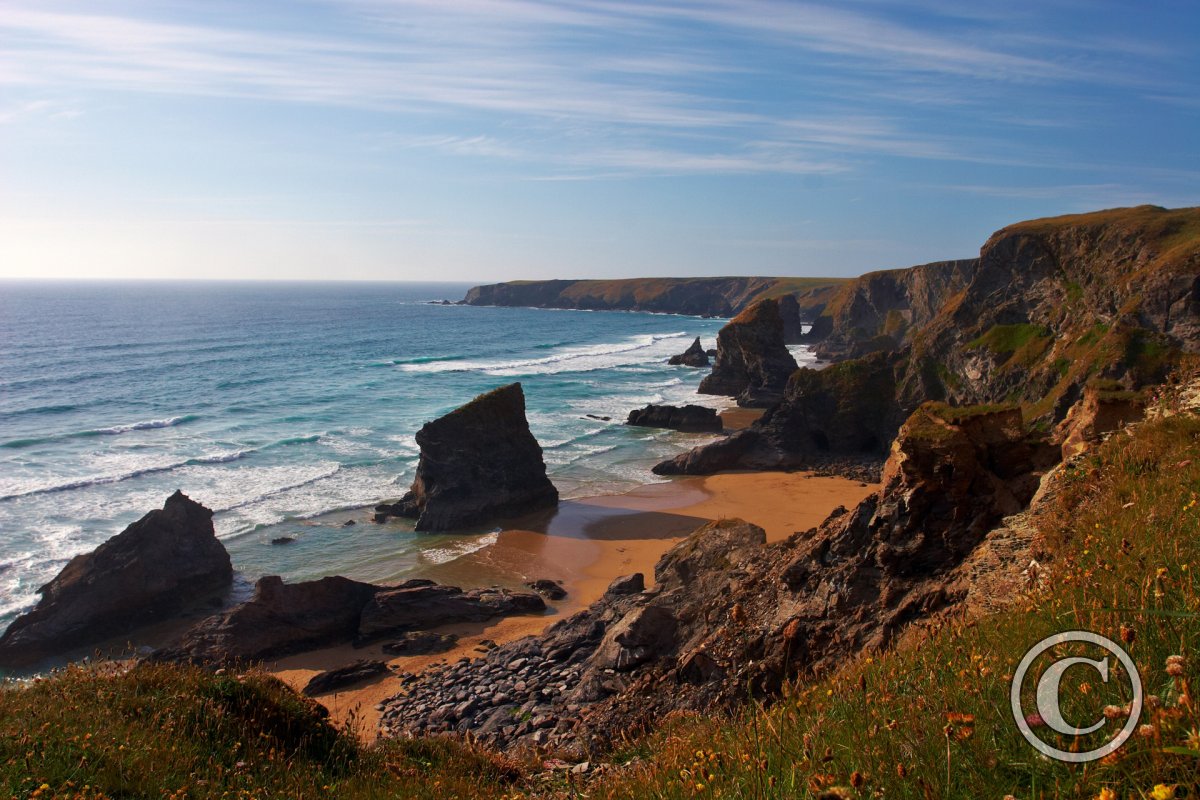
270, 471, 877, 736
718, 407, 764, 431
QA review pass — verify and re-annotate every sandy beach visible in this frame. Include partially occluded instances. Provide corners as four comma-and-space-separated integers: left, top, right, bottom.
271, 470, 876, 736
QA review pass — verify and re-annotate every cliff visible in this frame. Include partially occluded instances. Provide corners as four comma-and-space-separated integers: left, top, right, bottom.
461, 276, 845, 325
811, 258, 978, 360
660, 205, 1200, 475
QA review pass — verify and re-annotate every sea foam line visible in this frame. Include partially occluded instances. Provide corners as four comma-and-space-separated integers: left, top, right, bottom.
396, 331, 688, 376
1, 414, 199, 449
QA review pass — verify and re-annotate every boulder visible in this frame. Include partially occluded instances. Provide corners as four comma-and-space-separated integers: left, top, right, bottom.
303, 660, 389, 696
0, 491, 233, 668
526, 579, 567, 600
698, 299, 798, 407
357, 583, 546, 641
594, 606, 678, 671
375, 383, 558, 531
159, 575, 379, 664
668, 337, 710, 367
382, 631, 459, 656
605, 573, 645, 595
625, 404, 722, 433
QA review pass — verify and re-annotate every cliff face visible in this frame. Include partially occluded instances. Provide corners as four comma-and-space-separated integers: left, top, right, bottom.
812, 259, 977, 360
698, 298, 798, 407
900, 205, 1200, 418
661, 206, 1200, 475
376, 383, 559, 531
462, 276, 844, 321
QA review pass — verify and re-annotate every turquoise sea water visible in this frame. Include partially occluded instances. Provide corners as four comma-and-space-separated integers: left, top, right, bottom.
0, 281, 812, 631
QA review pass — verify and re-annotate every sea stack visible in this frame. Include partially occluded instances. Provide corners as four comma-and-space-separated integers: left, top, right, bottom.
698, 298, 798, 407
0, 491, 233, 668
667, 337, 710, 367
377, 382, 558, 531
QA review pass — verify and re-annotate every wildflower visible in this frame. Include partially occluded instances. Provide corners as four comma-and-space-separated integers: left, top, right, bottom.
1102, 705, 1126, 720
1120, 624, 1136, 645
1025, 712, 1046, 728
1149, 785, 1175, 800
1096, 789, 1116, 800
1166, 655, 1186, 677
1137, 724, 1155, 738
895, 763, 907, 778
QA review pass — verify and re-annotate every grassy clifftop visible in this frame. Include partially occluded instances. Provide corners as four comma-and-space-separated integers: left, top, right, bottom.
462, 276, 846, 318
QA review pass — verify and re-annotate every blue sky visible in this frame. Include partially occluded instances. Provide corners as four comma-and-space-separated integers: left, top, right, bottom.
1, 0, 1197, 282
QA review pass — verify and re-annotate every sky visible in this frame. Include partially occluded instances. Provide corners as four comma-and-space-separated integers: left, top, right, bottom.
1, 0, 1198, 282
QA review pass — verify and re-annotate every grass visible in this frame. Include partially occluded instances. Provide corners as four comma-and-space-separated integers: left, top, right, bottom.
4, 396, 1199, 800
0, 665, 523, 799
967, 323, 1051, 356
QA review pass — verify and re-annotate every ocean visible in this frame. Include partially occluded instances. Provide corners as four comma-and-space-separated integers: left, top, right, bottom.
0, 280, 824, 633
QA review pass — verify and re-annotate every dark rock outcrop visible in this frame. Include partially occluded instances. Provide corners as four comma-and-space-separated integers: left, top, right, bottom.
159, 575, 380, 664
776, 293, 806, 343
0, 491, 232, 668
380, 402, 1060, 754
304, 660, 389, 696
605, 573, 645, 595
625, 404, 722, 433
698, 299, 798, 407
656, 351, 902, 475
526, 579, 567, 601
159, 575, 546, 664
357, 583, 545, 642
667, 337, 710, 367
382, 632, 459, 656
375, 383, 558, 531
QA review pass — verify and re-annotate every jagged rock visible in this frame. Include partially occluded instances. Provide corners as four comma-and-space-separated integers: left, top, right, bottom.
595, 606, 678, 670
776, 294, 806, 344
812, 259, 977, 360
526, 579, 567, 601
698, 299, 798, 407
0, 491, 232, 668
655, 351, 901, 475
625, 404, 722, 433
158, 575, 379, 664
605, 573, 645, 595
271, 536, 296, 545
357, 583, 545, 641
668, 337, 710, 367
375, 383, 558, 531
1056, 384, 1147, 458
382, 631, 459, 655
304, 660, 389, 696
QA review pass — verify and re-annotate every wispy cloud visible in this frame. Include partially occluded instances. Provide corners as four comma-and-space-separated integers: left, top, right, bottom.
0, 0, 1191, 180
